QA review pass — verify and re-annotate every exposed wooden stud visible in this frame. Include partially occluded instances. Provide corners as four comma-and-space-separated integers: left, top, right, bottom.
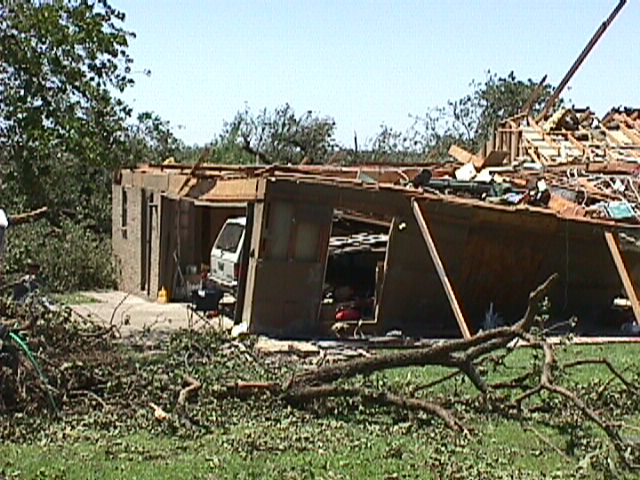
601, 124, 622, 146
528, 117, 563, 151
604, 231, 640, 325
563, 131, 587, 154
8, 206, 48, 225
411, 199, 472, 339
617, 119, 640, 145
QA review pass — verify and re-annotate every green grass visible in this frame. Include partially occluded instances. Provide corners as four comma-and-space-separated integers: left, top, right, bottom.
0, 421, 582, 480
52, 292, 101, 304
1, 343, 639, 479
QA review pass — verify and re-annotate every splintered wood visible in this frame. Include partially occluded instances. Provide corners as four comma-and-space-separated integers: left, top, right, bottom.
604, 231, 640, 325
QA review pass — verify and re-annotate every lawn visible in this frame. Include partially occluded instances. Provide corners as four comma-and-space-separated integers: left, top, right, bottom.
51, 292, 100, 305
0, 419, 583, 480
1, 339, 638, 480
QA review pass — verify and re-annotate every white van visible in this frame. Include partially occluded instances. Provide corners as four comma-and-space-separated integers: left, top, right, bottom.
209, 217, 246, 292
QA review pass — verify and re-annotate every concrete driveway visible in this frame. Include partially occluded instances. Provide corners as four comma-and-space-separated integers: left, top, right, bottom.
69, 291, 231, 336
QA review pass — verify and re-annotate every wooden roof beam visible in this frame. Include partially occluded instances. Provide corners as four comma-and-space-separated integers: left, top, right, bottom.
536, 0, 627, 121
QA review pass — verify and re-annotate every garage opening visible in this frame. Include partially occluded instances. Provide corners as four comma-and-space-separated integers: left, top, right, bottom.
321, 211, 390, 335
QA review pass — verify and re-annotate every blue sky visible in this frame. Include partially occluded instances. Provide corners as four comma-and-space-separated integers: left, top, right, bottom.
112, 0, 640, 147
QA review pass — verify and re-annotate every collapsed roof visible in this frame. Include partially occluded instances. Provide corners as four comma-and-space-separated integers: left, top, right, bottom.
115, 108, 640, 338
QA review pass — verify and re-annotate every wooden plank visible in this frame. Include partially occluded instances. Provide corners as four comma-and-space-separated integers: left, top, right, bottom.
586, 161, 638, 174
617, 120, 640, 145
528, 117, 563, 151
604, 231, 640, 325
200, 178, 261, 202
8, 206, 48, 225
602, 125, 624, 145
535, 0, 627, 121
411, 199, 472, 339
448, 144, 484, 169
563, 131, 589, 156
484, 150, 509, 167
521, 74, 548, 117
548, 193, 586, 218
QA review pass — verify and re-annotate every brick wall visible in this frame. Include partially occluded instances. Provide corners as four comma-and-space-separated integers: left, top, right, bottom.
112, 184, 162, 299
112, 175, 245, 301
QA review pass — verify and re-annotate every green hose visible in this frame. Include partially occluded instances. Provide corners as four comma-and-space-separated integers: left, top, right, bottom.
8, 331, 58, 413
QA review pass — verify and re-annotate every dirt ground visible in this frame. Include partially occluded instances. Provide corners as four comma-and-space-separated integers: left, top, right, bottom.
68, 291, 233, 335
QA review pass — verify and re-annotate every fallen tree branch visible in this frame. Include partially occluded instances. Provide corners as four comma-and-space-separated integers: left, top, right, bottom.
214, 381, 281, 399
513, 339, 637, 468
561, 357, 638, 393
8, 207, 48, 226
410, 370, 461, 395
215, 275, 558, 434
284, 385, 467, 433
70, 389, 108, 410
522, 424, 571, 461
209, 273, 638, 468
289, 274, 557, 389
177, 375, 202, 408
490, 370, 536, 390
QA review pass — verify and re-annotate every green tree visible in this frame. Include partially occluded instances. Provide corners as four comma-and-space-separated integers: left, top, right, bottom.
0, 0, 135, 230
215, 104, 337, 164
371, 71, 556, 161
126, 111, 199, 165
445, 70, 555, 151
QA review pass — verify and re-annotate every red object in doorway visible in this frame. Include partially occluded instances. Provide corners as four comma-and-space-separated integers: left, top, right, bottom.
335, 308, 361, 322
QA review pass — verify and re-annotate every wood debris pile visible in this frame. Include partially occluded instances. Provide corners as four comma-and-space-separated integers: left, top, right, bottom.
439, 107, 640, 224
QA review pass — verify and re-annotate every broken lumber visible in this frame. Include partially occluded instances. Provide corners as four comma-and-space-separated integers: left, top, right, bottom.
411, 199, 471, 339
448, 144, 484, 169
176, 149, 210, 196
536, 0, 627, 121
177, 375, 202, 408
521, 74, 548, 117
604, 231, 640, 325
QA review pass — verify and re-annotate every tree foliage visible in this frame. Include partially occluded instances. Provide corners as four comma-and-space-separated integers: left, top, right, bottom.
126, 111, 198, 165
215, 104, 337, 164
4, 218, 115, 291
447, 70, 555, 150
0, 1, 562, 291
371, 71, 556, 161
0, 0, 135, 230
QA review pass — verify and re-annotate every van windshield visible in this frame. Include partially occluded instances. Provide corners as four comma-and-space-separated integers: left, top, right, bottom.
214, 223, 244, 253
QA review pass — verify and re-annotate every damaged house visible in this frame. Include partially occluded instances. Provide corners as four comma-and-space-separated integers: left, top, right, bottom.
112, 109, 640, 339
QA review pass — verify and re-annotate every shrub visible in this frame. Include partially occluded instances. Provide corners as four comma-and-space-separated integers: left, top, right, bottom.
3, 219, 115, 292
